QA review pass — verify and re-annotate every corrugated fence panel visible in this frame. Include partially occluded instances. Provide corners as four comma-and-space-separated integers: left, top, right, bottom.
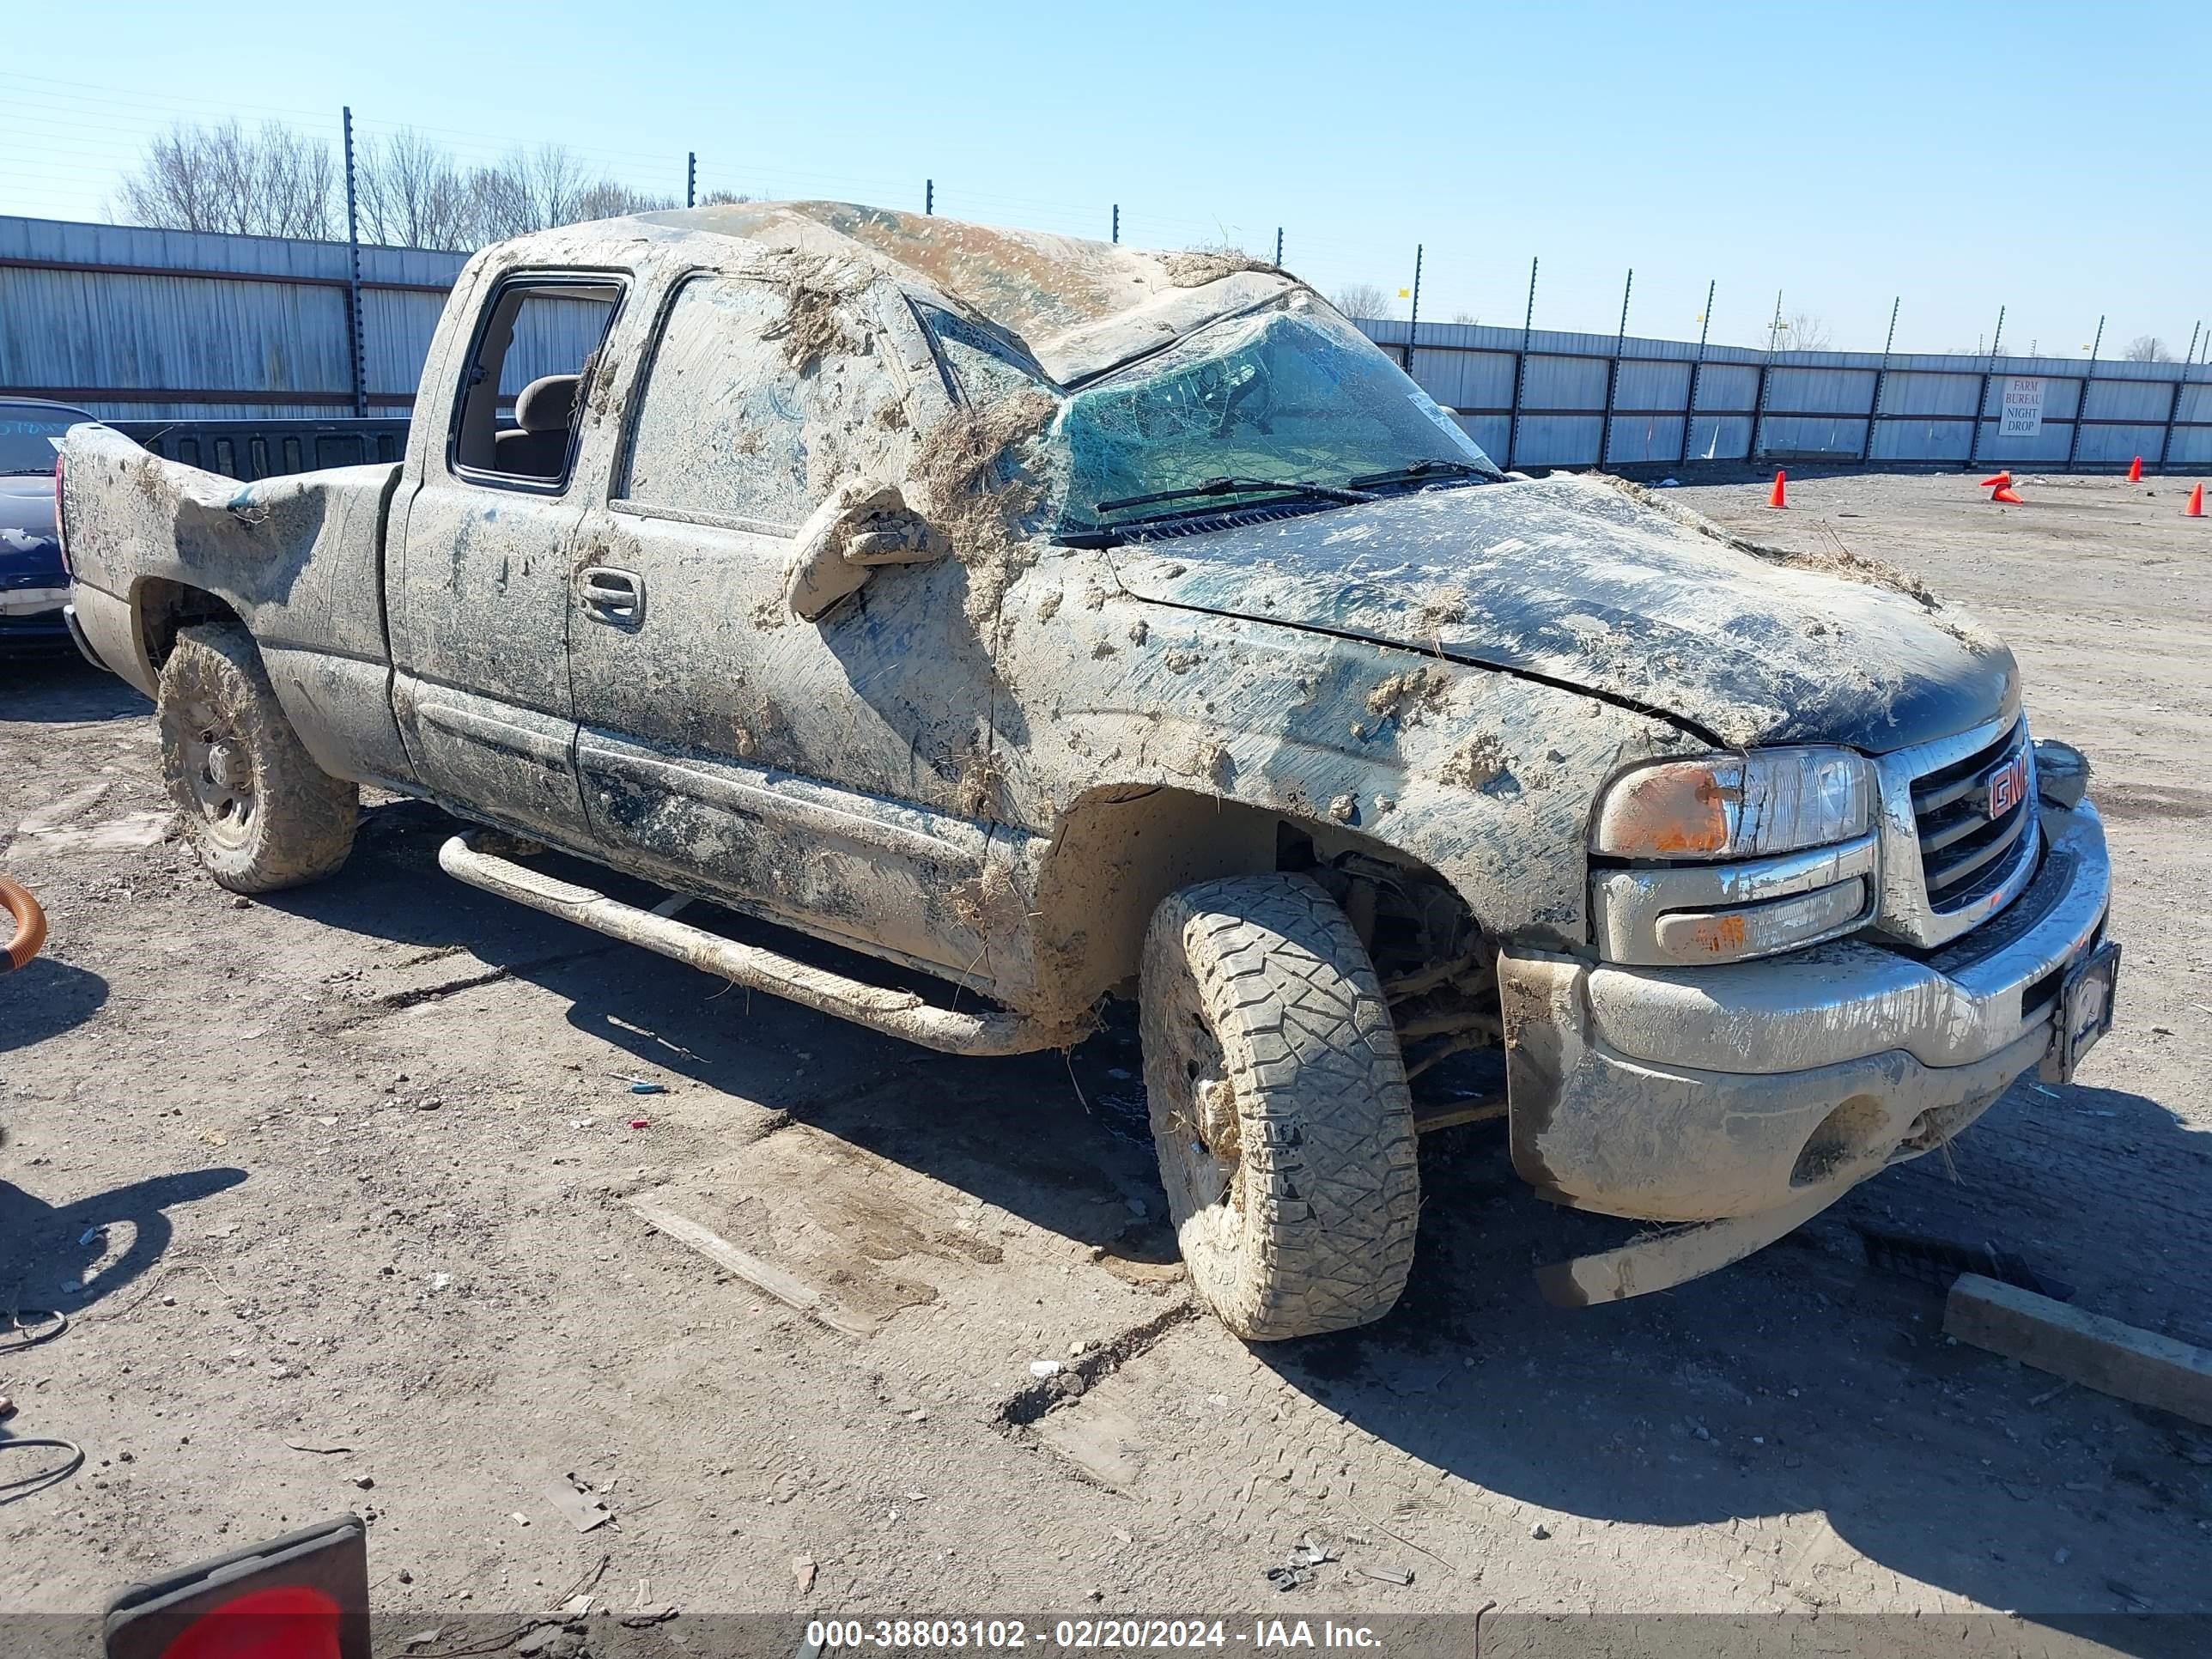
0, 265, 352, 406
1692, 364, 1759, 411
1768, 366, 1876, 416
1408, 346, 1514, 410
361, 288, 453, 407
1520, 355, 1608, 412
7, 214, 2209, 471
1606, 411, 1686, 464
1881, 371, 1981, 416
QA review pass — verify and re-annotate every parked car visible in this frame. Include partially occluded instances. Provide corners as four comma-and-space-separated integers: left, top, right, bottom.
1, 398, 96, 653
55, 203, 2118, 1339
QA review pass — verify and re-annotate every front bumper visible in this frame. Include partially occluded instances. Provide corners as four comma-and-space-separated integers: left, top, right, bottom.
1501, 797, 2112, 1224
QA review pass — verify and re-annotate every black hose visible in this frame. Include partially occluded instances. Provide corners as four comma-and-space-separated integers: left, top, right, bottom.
0, 1437, 86, 1504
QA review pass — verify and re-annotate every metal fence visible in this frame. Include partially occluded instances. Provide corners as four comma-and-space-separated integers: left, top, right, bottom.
6, 212, 2209, 473
1367, 320, 2212, 475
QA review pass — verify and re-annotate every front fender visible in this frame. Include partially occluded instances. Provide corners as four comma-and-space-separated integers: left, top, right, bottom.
994, 552, 1694, 1015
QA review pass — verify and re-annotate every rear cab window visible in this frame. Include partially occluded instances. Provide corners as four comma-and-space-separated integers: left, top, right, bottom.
448, 275, 626, 492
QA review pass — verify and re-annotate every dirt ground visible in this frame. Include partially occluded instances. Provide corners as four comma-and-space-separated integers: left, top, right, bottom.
3, 471, 2209, 1650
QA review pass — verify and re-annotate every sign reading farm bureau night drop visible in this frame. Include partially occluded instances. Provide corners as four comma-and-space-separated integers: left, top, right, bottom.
2001, 376, 2047, 438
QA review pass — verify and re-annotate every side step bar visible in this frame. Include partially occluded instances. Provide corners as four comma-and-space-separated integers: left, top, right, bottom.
436, 833, 1067, 1057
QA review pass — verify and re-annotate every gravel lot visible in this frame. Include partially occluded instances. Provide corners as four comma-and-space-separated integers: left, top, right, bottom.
3, 471, 2209, 1647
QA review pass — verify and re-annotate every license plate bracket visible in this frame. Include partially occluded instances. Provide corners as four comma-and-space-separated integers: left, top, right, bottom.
2040, 939, 2120, 1085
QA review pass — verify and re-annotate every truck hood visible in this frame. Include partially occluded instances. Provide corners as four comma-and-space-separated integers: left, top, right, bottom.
1106, 475, 2014, 753
0, 472, 64, 580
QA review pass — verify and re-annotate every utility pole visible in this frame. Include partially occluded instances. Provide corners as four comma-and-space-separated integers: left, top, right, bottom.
1273, 227, 1283, 266
1680, 278, 1716, 466
1863, 295, 1899, 464
2067, 314, 2104, 470
1407, 244, 1423, 352
1506, 256, 1537, 471
1766, 289, 1785, 354
925, 179, 933, 216
341, 106, 367, 420
686, 152, 696, 208
1599, 268, 1632, 467
1110, 204, 1119, 244
1968, 304, 2005, 467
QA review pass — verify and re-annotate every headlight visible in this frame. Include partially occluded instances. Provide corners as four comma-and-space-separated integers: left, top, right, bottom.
1589, 747, 1879, 967
1592, 748, 1875, 860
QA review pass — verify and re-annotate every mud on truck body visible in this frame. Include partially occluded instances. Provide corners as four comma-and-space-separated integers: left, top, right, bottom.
55, 203, 2118, 1339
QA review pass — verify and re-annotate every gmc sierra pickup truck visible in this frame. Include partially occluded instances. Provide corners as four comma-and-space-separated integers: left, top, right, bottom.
56, 201, 2118, 1339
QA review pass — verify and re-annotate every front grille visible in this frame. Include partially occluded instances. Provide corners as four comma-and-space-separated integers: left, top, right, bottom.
1909, 720, 2035, 913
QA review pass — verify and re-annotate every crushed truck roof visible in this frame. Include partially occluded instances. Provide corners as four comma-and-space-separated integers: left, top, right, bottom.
615, 201, 1297, 385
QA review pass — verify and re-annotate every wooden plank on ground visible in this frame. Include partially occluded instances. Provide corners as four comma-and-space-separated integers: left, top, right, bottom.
629, 1197, 875, 1340
1943, 1272, 2212, 1427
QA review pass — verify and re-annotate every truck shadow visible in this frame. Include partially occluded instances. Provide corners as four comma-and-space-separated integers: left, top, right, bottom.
268, 798, 2212, 1638
0, 653, 151, 723
0, 957, 110, 1054
0, 1167, 247, 1316
1258, 1077, 2212, 1638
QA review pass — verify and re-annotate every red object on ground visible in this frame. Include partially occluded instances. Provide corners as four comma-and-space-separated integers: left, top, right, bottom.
1990, 484, 2026, 505
155, 1585, 343, 1659
629, 1118, 650, 1129
1, 874, 46, 973
1767, 470, 1788, 508
2128, 455, 2144, 482
1978, 471, 2014, 487
2190, 483, 2206, 518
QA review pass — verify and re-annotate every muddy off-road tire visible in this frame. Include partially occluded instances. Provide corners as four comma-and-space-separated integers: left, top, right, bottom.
158, 623, 358, 894
1139, 873, 1419, 1340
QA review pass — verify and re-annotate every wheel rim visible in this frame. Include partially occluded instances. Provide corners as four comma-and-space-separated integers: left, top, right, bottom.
178, 696, 257, 848
1154, 970, 1249, 1260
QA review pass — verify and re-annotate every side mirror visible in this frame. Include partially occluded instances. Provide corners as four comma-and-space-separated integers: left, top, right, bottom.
785, 479, 947, 621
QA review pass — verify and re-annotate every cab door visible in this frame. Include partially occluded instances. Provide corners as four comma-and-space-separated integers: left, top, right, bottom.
390, 269, 627, 847
565, 270, 1012, 987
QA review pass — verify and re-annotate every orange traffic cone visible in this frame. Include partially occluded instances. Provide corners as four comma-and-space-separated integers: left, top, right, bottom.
1978, 471, 2014, 487
2189, 483, 2205, 518
2127, 455, 2143, 483
1768, 470, 1788, 508
1990, 483, 2025, 505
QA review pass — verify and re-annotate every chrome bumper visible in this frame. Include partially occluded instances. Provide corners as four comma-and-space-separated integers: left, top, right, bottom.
1501, 798, 2112, 1225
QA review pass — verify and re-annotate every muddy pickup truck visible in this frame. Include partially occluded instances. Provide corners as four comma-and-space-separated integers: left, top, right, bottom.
56, 202, 2118, 1339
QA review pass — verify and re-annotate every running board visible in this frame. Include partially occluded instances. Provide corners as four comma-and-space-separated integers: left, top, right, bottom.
436, 833, 1065, 1057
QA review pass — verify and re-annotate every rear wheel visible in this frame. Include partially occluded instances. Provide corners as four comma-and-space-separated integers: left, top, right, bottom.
157, 623, 358, 893
1139, 873, 1420, 1340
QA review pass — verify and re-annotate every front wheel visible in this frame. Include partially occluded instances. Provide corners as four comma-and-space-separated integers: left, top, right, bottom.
158, 623, 359, 894
1139, 873, 1419, 1340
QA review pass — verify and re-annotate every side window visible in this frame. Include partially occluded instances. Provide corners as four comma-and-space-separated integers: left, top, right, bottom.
450, 276, 623, 489
619, 274, 904, 528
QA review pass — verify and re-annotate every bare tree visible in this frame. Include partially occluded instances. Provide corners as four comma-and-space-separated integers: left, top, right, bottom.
1449, 310, 1480, 325
2124, 335, 2175, 362
698, 189, 754, 207
1770, 310, 1832, 351
1333, 282, 1390, 319
347, 137, 678, 250
114, 120, 337, 239
355, 129, 474, 251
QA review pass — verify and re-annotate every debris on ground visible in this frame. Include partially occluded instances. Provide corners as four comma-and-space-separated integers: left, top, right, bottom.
545, 1473, 615, 1533
1264, 1538, 1340, 1591
793, 1554, 817, 1594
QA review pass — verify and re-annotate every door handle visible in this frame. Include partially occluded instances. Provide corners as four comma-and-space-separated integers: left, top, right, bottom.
578, 566, 645, 624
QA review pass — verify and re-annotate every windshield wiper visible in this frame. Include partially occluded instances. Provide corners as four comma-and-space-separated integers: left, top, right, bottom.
1344, 458, 1492, 489
1092, 475, 1375, 515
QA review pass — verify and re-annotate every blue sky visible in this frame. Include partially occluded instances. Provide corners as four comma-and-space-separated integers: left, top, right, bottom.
4, 0, 2205, 356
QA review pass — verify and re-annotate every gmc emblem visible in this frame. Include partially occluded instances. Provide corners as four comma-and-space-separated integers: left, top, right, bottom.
1987, 751, 2029, 818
